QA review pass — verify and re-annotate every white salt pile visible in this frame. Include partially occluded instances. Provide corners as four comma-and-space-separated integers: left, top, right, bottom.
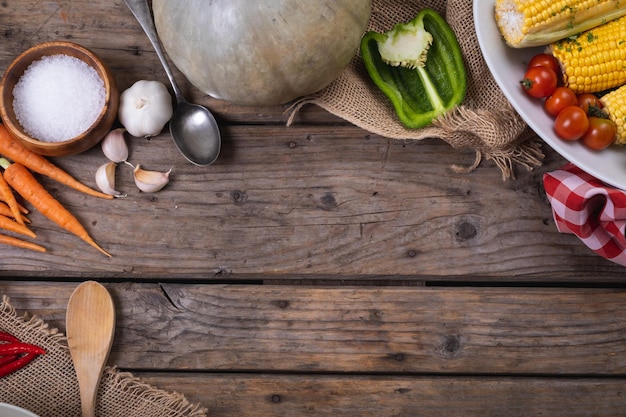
12, 54, 106, 143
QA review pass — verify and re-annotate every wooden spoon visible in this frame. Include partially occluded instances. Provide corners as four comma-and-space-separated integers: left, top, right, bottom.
66, 281, 115, 417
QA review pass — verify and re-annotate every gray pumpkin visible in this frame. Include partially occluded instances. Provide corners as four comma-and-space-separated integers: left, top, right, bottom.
153, 0, 372, 106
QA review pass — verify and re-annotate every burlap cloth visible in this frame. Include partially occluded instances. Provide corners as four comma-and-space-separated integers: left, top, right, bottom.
0, 296, 207, 417
288, 0, 544, 179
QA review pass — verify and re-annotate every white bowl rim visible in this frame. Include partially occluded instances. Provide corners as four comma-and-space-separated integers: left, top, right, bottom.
0, 402, 41, 417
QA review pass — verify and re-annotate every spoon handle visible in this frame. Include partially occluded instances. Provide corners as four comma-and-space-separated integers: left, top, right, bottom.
123, 0, 183, 101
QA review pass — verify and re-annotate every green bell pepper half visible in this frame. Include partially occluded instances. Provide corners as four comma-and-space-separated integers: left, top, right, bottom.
360, 8, 467, 129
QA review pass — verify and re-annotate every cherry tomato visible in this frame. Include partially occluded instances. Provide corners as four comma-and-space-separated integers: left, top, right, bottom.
581, 117, 617, 150
544, 86, 578, 117
521, 66, 557, 98
554, 105, 589, 141
528, 53, 561, 82
577, 93, 605, 116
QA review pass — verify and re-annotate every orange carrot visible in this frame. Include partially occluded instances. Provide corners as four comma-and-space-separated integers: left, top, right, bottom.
1, 160, 111, 257
0, 233, 46, 253
0, 202, 30, 223
0, 213, 35, 239
0, 124, 113, 200
0, 196, 28, 214
0, 171, 24, 225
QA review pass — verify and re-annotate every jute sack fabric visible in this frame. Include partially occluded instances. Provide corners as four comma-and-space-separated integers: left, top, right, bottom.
0, 296, 207, 417
288, 0, 544, 179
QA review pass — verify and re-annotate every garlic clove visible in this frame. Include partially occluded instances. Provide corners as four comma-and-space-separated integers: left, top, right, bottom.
95, 161, 123, 196
101, 128, 129, 163
133, 164, 172, 193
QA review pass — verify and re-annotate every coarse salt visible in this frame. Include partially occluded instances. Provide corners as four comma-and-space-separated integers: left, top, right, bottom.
12, 54, 106, 143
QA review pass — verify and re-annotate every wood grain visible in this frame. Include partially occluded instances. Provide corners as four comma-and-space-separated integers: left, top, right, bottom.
3, 282, 626, 376
137, 374, 626, 417
3, 281, 626, 416
0, 126, 620, 279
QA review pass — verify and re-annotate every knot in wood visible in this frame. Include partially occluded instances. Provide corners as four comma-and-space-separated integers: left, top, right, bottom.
455, 221, 477, 241
319, 192, 337, 210
230, 190, 248, 205
438, 334, 462, 358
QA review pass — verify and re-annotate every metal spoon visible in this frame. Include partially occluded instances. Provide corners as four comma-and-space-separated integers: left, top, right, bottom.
66, 281, 115, 417
124, 0, 221, 166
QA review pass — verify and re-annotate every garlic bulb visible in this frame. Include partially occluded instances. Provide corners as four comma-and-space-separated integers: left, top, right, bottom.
133, 164, 172, 193
101, 128, 128, 163
95, 161, 123, 196
118, 80, 173, 137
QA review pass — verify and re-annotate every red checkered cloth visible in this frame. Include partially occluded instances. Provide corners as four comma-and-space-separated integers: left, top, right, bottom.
543, 163, 626, 266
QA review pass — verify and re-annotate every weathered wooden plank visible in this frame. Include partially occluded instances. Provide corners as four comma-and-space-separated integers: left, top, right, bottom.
3, 282, 626, 375
0, 125, 619, 279
136, 373, 626, 417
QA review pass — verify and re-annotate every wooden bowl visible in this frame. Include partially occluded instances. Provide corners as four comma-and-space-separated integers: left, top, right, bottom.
0, 41, 119, 157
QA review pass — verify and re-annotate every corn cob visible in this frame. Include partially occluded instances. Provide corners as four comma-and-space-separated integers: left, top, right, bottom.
600, 84, 626, 145
549, 15, 626, 94
495, 0, 626, 48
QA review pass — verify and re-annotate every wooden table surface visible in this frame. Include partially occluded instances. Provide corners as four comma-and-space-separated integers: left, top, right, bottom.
1, 1, 626, 416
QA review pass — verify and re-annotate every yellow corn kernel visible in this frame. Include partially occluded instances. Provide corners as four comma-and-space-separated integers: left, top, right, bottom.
495, 0, 626, 48
550, 16, 626, 94
600, 84, 626, 145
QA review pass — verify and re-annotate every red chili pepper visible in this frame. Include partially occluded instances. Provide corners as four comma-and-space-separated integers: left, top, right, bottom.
0, 342, 46, 356
0, 353, 37, 378
0, 354, 18, 367
0, 331, 20, 343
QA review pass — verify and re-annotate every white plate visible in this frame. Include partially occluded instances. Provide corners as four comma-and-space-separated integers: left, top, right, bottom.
0, 403, 40, 417
474, 0, 626, 190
